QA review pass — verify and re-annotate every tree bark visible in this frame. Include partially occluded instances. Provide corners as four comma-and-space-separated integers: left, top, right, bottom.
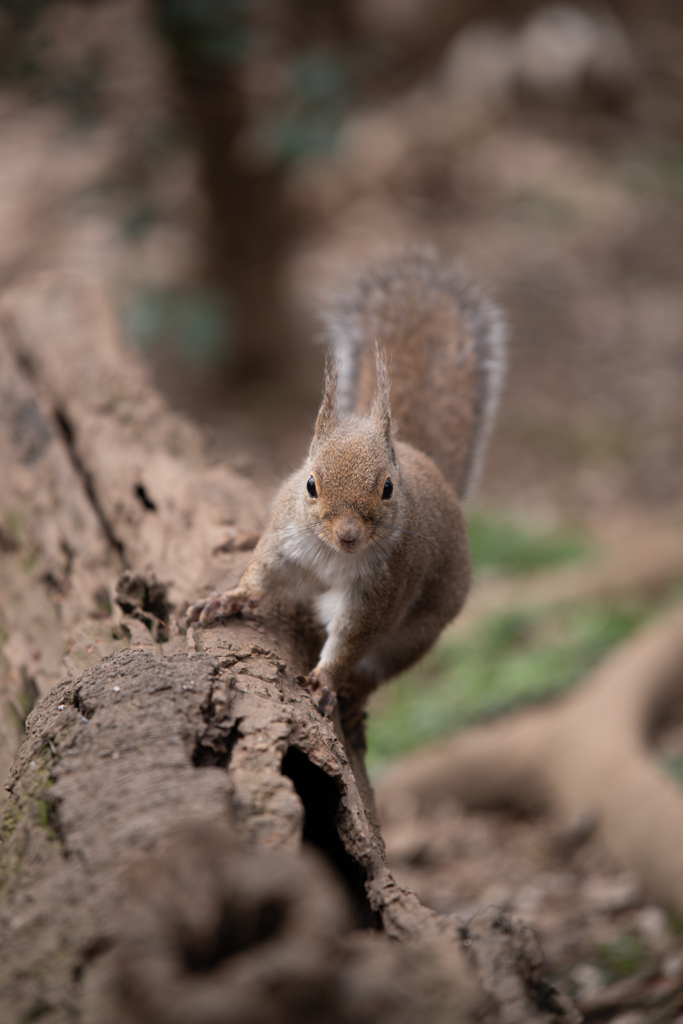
0, 273, 578, 1023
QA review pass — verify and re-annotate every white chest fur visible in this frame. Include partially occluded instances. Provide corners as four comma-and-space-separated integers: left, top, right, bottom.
315, 588, 346, 630
311, 549, 363, 633
277, 525, 373, 629
279, 527, 372, 587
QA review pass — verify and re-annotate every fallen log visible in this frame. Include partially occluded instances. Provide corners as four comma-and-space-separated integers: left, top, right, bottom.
0, 273, 579, 1023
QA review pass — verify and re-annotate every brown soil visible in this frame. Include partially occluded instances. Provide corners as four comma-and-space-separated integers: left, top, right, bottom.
383, 801, 683, 1022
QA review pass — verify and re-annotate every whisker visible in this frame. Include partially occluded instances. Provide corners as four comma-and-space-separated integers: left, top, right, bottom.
262, 534, 318, 607
373, 522, 445, 557
263, 524, 331, 609
261, 557, 295, 608
296, 538, 328, 607
292, 535, 326, 606
231, 523, 322, 591
370, 535, 394, 563
232, 547, 272, 589
290, 536, 323, 606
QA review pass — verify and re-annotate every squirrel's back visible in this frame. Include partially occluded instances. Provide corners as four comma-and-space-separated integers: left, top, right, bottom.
324, 250, 506, 498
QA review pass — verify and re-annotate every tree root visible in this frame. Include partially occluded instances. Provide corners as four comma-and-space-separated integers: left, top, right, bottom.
378, 604, 683, 912
450, 526, 683, 637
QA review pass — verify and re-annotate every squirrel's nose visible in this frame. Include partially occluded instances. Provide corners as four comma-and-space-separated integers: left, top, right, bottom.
336, 522, 362, 546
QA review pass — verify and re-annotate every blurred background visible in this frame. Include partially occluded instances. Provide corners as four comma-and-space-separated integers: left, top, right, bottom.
2, 0, 683, 1017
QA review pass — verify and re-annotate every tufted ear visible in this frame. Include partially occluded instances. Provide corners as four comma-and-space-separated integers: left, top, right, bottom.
314, 357, 339, 440
372, 344, 392, 442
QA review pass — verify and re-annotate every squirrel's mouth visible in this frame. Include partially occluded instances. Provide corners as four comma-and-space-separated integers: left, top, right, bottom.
337, 537, 362, 554
327, 519, 367, 554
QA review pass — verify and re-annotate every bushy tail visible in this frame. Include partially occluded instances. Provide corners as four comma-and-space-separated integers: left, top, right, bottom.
323, 249, 507, 499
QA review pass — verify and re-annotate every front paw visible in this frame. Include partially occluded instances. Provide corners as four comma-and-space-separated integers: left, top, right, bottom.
297, 666, 338, 719
186, 590, 257, 627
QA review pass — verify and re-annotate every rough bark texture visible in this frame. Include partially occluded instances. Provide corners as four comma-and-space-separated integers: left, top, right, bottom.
0, 273, 579, 1023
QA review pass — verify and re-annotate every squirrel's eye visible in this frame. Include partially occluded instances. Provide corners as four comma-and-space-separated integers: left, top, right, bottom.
382, 478, 393, 500
307, 476, 318, 498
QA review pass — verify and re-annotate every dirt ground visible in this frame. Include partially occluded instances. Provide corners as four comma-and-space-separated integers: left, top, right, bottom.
380, 793, 683, 1022
2, 2, 683, 1021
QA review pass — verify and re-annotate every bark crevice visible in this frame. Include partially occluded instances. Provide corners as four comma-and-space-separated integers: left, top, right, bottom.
53, 406, 127, 563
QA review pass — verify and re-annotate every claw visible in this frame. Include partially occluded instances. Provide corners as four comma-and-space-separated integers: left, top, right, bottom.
186, 597, 212, 625
314, 686, 337, 719
297, 667, 337, 718
186, 590, 247, 628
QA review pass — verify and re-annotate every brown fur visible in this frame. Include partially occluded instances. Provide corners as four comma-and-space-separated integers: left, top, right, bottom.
188, 251, 506, 741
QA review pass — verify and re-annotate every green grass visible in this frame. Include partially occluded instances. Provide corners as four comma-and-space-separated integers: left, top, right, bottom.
618, 149, 683, 201
662, 755, 683, 789
122, 285, 233, 369
466, 511, 589, 577
505, 189, 578, 229
366, 598, 651, 775
596, 932, 651, 981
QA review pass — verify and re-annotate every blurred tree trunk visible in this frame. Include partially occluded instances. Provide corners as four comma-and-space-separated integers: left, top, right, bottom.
158, 44, 295, 379
150, 0, 360, 380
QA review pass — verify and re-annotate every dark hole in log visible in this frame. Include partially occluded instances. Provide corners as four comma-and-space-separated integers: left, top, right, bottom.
182, 897, 287, 973
281, 747, 381, 930
114, 571, 171, 641
72, 936, 113, 984
192, 722, 241, 768
74, 689, 94, 721
134, 484, 157, 511
143, 579, 171, 625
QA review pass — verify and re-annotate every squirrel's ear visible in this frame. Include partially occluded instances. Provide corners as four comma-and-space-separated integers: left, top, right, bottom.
314, 358, 339, 439
372, 345, 392, 442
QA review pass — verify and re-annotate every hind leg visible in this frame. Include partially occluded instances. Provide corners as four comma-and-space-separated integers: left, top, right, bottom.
337, 669, 378, 751
341, 610, 448, 748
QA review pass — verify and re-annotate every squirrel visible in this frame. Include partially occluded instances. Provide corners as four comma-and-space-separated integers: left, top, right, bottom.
188, 249, 506, 744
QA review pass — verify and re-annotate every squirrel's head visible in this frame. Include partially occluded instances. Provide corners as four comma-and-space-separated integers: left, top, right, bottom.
304, 351, 398, 555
